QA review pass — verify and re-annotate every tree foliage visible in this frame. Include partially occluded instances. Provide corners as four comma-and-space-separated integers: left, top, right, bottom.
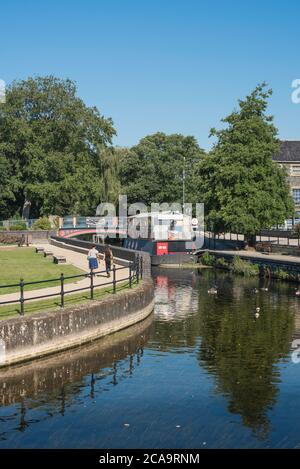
119, 132, 205, 205
196, 83, 294, 238
98, 145, 123, 205
0, 76, 116, 218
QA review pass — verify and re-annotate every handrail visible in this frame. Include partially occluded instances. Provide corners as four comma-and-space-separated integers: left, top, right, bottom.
0, 256, 143, 316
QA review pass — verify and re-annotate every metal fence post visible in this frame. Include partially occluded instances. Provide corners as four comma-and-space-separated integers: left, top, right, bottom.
90, 269, 94, 300
136, 255, 140, 284
60, 273, 65, 308
129, 263, 132, 288
140, 256, 143, 280
20, 278, 25, 316
113, 265, 116, 293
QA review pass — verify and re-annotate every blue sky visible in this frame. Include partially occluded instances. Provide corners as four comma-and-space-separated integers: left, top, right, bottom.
1, 0, 300, 149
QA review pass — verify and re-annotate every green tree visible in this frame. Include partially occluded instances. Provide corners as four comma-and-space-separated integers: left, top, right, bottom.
0, 155, 15, 218
98, 145, 123, 205
119, 132, 205, 205
196, 83, 294, 243
0, 76, 116, 218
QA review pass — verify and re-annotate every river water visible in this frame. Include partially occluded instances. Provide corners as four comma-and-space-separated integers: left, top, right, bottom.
1, 267, 300, 449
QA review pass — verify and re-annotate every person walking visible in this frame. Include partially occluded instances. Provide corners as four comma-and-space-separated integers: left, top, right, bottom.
87, 244, 100, 272
104, 245, 114, 277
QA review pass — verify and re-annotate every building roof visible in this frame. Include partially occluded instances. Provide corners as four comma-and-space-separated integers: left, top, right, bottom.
273, 141, 300, 162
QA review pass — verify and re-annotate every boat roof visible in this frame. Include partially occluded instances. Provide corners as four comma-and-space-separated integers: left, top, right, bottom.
128, 211, 189, 220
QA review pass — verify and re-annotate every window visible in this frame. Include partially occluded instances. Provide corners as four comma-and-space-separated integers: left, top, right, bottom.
292, 189, 300, 204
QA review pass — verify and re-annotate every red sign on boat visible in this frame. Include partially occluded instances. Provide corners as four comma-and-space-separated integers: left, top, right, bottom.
156, 242, 168, 256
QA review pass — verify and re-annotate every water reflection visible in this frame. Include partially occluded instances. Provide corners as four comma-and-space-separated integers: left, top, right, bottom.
196, 272, 295, 439
1, 268, 300, 448
152, 268, 297, 439
0, 315, 153, 442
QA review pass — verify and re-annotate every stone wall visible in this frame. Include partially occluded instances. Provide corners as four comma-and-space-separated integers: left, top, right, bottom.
0, 314, 154, 406
0, 230, 56, 243
0, 279, 154, 368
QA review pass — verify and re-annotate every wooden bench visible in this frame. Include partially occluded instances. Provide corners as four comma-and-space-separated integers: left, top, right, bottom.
53, 255, 66, 264
35, 247, 45, 253
256, 242, 272, 254
43, 250, 53, 257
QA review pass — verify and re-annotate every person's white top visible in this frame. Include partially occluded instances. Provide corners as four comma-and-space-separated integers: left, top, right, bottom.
88, 248, 99, 259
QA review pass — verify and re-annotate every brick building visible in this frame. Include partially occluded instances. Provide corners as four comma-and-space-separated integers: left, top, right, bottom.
273, 140, 300, 216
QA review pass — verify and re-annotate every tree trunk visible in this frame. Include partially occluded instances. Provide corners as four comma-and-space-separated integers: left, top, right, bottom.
245, 233, 256, 248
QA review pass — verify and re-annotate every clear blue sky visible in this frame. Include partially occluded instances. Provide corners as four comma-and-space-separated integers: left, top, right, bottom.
1, 0, 300, 150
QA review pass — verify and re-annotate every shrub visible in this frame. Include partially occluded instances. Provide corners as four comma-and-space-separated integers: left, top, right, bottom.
274, 268, 290, 280
32, 217, 52, 230
201, 251, 215, 266
215, 257, 230, 269
231, 256, 259, 276
9, 222, 27, 231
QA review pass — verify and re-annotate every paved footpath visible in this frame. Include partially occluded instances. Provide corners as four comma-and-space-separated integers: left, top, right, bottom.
0, 244, 130, 305
208, 249, 300, 264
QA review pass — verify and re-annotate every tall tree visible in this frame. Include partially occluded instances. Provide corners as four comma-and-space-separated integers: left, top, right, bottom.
0, 76, 116, 218
98, 145, 123, 205
119, 132, 205, 206
196, 83, 294, 243
0, 155, 15, 219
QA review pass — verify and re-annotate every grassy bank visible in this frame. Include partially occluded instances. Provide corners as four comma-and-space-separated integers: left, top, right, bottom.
0, 247, 83, 293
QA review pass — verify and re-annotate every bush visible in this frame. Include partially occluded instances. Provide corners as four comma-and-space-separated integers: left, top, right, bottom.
32, 217, 52, 230
0, 226, 7, 231
274, 268, 290, 280
9, 222, 27, 231
231, 256, 259, 276
201, 251, 215, 266
215, 257, 230, 269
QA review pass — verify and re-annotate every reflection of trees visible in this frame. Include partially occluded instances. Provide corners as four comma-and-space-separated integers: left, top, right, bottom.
197, 271, 295, 439
152, 269, 298, 439
0, 315, 153, 439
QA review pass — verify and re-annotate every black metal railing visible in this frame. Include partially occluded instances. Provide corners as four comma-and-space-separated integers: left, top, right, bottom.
204, 230, 300, 249
0, 255, 143, 316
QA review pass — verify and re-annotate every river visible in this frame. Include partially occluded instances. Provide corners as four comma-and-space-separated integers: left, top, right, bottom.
0, 267, 300, 448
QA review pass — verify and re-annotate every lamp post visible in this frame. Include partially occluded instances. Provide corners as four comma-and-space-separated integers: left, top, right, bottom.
182, 156, 186, 211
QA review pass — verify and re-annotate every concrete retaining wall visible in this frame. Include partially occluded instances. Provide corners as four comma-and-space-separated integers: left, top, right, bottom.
50, 236, 152, 276
0, 230, 56, 243
0, 279, 154, 368
0, 314, 154, 405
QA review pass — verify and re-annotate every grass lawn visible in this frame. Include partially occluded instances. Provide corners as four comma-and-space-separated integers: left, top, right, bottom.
0, 247, 84, 294
0, 279, 137, 321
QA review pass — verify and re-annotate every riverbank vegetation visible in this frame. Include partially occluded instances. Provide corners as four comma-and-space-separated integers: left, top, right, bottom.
200, 253, 299, 282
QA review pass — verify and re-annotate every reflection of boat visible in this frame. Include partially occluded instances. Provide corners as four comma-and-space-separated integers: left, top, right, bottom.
123, 211, 203, 266
154, 275, 196, 321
